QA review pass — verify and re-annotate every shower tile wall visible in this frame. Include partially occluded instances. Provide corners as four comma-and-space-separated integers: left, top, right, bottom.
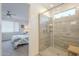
51, 4, 79, 50
53, 15, 79, 50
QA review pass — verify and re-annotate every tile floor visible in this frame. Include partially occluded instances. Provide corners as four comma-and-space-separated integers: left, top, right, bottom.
39, 47, 68, 56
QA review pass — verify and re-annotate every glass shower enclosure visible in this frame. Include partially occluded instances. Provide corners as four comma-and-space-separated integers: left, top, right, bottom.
39, 3, 79, 56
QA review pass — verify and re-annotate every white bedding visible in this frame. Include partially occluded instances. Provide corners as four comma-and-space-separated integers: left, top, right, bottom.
11, 34, 29, 49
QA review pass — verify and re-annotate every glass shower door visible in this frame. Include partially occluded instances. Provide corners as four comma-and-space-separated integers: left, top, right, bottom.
39, 14, 51, 51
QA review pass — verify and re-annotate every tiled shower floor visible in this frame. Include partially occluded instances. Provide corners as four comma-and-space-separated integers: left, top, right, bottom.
39, 47, 68, 56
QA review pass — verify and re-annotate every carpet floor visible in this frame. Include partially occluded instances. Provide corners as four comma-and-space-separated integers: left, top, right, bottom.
2, 40, 29, 56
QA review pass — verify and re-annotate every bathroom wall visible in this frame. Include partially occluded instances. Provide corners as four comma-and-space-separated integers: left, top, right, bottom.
29, 4, 42, 55
52, 3, 79, 50
53, 15, 79, 50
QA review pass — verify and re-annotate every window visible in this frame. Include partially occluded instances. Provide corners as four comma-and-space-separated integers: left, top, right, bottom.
54, 8, 76, 19
14, 22, 19, 32
1, 20, 19, 33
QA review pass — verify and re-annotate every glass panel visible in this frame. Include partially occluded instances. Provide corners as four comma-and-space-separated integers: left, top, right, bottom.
39, 14, 51, 51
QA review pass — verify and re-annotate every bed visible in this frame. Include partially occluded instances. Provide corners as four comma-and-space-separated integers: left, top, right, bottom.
11, 34, 29, 49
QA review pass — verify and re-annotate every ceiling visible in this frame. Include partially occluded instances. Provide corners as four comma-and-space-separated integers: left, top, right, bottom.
2, 3, 62, 23
32, 3, 62, 14
41, 3, 62, 9
36, 3, 63, 17
2, 3, 29, 23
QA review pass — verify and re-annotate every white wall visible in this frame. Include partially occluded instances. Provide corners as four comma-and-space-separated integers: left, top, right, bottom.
29, 4, 39, 56
29, 4, 47, 56
0, 3, 1, 56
